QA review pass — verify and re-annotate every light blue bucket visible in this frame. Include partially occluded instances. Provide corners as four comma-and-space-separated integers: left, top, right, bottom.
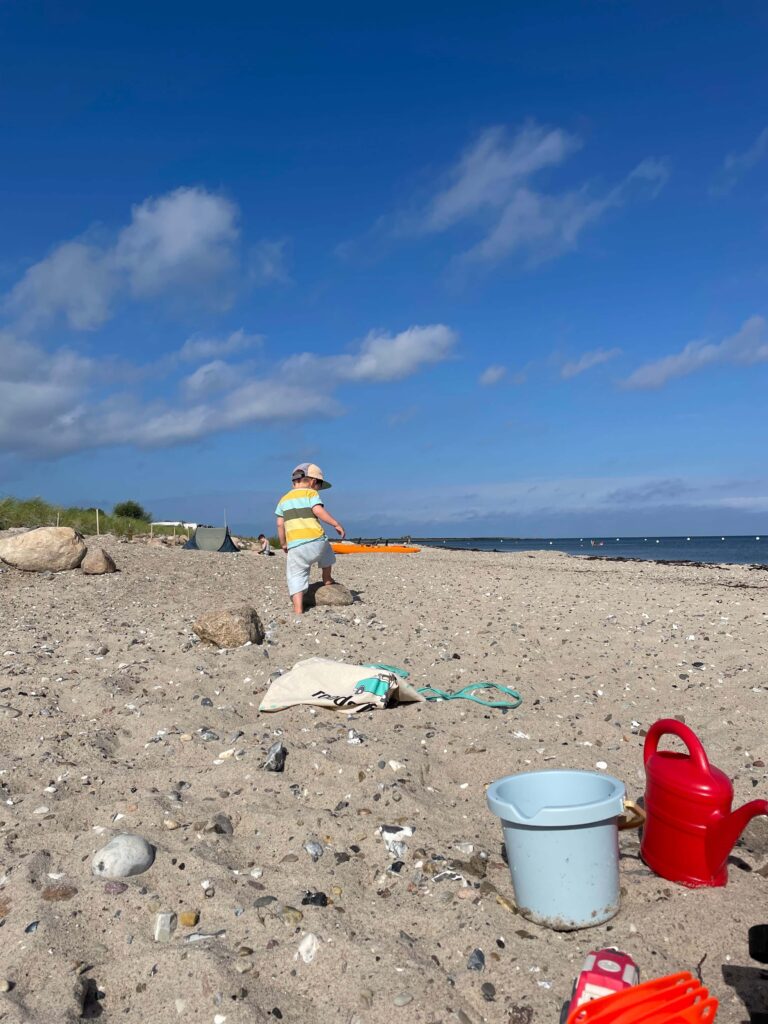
487, 769, 626, 930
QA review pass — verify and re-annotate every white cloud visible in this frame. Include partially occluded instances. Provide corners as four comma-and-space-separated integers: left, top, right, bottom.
284, 324, 457, 383
181, 360, 244, 398
622, 315, 768, 389
479, 364, 507, 386
336, 324, 456, 382
463, 159, 668, 267
4, 187, 240, 331
424, 124, 580, 232
4, 242, 117, 331
113, 187, 238, 297
249, 239, 291, 286
713, 127, 768, 194
179, 329, 261, 362
0, 322, 456, 458
402, 123, 668, 268
561, 347, 621, 379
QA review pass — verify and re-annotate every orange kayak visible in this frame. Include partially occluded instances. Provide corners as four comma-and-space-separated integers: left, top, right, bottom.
331, 543, 420, 554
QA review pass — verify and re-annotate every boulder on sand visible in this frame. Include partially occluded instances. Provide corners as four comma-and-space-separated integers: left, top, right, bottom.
192, 606, 265, 647
305, 581, 355, 607
0, 526, 87, 572
81, 547, 118, 574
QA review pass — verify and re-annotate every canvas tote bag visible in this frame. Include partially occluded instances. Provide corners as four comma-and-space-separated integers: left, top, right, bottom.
259, 657, 425, 713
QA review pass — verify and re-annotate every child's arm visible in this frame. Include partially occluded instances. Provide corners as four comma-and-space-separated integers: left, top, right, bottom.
276, 516, 288, 552
312, 504, 345, 539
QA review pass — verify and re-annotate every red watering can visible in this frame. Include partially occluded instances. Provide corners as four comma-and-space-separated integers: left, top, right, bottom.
642, 719, 768, 887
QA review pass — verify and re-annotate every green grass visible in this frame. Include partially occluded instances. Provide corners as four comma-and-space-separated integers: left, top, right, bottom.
0, 496, 183, 539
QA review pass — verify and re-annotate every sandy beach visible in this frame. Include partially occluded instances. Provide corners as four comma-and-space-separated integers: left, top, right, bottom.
1, 538, 767, 1023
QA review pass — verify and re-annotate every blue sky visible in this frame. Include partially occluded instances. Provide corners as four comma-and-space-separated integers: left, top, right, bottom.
1, 1, 767, 536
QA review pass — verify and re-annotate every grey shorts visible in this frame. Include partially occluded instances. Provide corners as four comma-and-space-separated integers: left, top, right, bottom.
286, 538, 335, 595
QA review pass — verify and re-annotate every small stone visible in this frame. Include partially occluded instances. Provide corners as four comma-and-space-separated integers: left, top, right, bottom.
509, 1005, 534, 1024
41, 884, 77, 902
163, 819, 180, 830
296, 932, 318, 963
481, 982, 496, 1001
495, 894, 517, 913
179, 911, 199, 927
104, 881, 128, 895
263, 742, 287, 772
237, 946, 254, 957
359, 989, 374, 1009
254, 895, 277, 908
467, 948, 485, 971
235, 960, 253, 974
0, 980, 13, 993
393, 992, 413, 1007
153, 911, 177, 942
280, 906, 304, 926
301, 891, 328, 907
205, 813, 234, 835
91, 834, 155, 879
303, 839, 324, 862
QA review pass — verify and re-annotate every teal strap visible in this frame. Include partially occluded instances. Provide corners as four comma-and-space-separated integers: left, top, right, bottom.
416, 682, 523, 709
362, 662, 410, 679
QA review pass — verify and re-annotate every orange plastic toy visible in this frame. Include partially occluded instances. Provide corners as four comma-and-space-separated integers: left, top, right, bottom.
566, 971, 718, 1024
330, 543, 420, 554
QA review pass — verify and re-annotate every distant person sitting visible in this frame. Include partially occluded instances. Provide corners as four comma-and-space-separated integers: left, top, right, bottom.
257, 533, 273, 555
274, 462, 345, 615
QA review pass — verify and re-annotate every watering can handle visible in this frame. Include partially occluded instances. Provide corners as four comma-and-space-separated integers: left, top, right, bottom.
643, 719, 711, 774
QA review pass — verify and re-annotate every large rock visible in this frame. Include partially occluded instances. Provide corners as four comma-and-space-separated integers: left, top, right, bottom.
0, 526, 86, 572
305, 581, 354, 607
81, 547, 118, 574
192, 606, 265, 647
91, 833, 155, 879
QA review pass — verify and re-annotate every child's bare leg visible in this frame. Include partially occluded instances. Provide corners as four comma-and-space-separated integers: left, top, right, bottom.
321, 566, 336, 586
291, 591, 304, 615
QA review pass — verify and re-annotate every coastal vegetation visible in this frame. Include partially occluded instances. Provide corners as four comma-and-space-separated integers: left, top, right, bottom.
0, 496, 172, 538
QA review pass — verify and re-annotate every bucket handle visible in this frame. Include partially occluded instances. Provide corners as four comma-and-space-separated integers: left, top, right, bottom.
618, 799, 646, 831
643, 719, 711, 774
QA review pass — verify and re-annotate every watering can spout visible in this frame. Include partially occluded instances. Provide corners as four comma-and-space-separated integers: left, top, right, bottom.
708, 799, 768, 873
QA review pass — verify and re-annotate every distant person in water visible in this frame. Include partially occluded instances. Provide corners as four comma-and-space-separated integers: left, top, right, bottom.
274, 463, 345, 615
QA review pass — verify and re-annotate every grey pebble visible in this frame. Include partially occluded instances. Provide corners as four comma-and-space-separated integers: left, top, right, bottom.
467, 948, 485, 971
393, 992, 413, 1007
263, 741, 287, 772
303, 839, 324, 862
254, 895, 277, 908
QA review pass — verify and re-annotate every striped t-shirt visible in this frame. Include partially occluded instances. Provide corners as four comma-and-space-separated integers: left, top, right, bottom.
274, 488, 326, 548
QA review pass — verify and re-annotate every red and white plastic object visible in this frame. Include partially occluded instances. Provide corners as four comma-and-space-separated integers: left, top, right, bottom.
571, 948, 640, 1009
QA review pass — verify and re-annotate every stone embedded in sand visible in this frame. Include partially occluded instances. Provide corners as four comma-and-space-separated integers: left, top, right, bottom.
41, 884, 78, 902
91, 833, 155, 879
153, 911, 177, 942
305, 582, 354, 607
81, 547, 118, 574
192, 606, 265, 648
0, 527, 86, 573
263, 741, 287, 772
296, 932, 319, 963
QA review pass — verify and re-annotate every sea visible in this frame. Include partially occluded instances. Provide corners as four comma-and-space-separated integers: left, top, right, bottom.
413, 535, 767, 566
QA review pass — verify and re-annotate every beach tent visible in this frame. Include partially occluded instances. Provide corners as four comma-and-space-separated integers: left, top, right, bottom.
183, 526, 239, 553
